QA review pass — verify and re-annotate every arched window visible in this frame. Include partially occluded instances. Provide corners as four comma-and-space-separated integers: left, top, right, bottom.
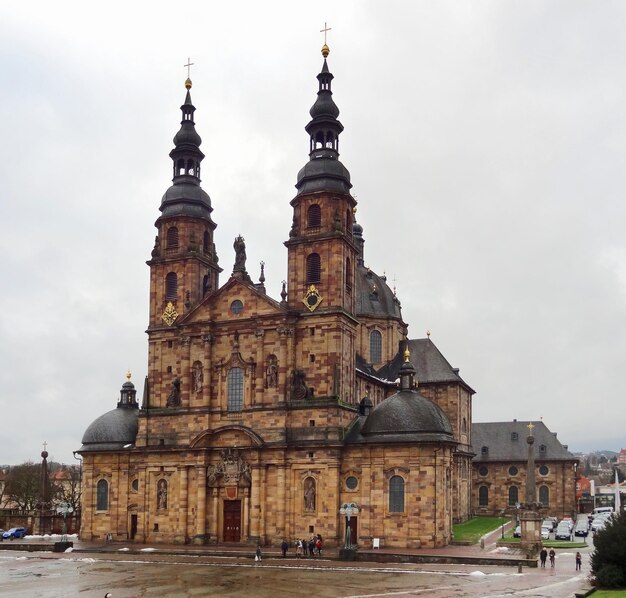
306, 253, 321, 284
462, 417, 467, 433
96, 479, 108, 511
508, 485, 519, 506
166, 227, 179, 248
165, 272, 178, 300
389, 475, 405, 513
203, 231, 210, 253
370, 330, 382, 363
345, 209, 352, 237
345, 257, 352, 292
227, 367, 244, 411
307, 204, 321, 227
539, 485, 550, 507
479, 485, 489, 506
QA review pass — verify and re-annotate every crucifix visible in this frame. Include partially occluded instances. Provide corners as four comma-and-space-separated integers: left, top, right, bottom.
320, 22, 332, 45
43, 440, 48, 452
184, 57, 194, 79
527, 421, 535, 436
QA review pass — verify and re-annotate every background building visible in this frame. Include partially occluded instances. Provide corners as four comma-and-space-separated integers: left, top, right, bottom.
472, 420, 578, 519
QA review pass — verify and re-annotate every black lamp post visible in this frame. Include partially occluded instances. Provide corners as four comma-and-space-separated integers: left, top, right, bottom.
340, 502, 359, 549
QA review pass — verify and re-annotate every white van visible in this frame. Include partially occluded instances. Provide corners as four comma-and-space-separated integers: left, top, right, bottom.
592, 506, 614, 518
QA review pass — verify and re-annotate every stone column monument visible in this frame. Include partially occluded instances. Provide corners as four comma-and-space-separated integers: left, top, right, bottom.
520, 422, 542, 557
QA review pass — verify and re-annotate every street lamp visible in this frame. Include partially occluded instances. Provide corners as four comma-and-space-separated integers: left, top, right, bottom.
339, 502, 359, 549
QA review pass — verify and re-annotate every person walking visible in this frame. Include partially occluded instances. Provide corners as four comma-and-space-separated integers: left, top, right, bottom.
281, 539, 289, 558
302, 537, 308, 557
255, 545, 262, 562
549, 548, 556, 568
575, 551, 582, 571
295, 539, 302, 558
308, 536, 316, 557
540, 547, 547, 568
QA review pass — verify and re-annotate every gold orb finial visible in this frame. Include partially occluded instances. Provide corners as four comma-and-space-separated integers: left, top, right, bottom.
321, 44, 330, 58
126, 369, 132, 380
185, 78, 192, 90
404, 344, 411, 362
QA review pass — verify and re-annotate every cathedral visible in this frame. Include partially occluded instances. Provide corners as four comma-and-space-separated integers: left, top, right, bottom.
78, 43, 475, 549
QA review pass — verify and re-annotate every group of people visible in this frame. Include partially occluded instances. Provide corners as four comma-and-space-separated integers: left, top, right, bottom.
539, 547, 583, 571
294, 534, 323, 558
539, 547, 556, 568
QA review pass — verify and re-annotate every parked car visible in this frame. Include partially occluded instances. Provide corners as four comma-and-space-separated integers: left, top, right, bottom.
591, 518, 607, 533
554, 522, 572, 540
561, 516, 574, 531
542, 518, 556, 531
513, 525, 521, 538
541, 526, 551, 540
2, 527, 27, 540
574, 521, 588, 537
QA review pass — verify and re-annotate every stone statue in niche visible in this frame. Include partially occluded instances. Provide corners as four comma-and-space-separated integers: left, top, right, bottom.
304, 477, 316, 511
157, 479, 168, 510
166, 377, 181, 407
266, 355, 278, 388
192, 362, 203, 393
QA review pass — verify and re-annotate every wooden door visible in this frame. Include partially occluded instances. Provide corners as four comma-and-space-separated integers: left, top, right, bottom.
223, 500, 241, 542
130, 514, 137, 540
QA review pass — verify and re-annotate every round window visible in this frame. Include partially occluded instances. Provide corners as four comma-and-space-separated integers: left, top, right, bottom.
479, 466, 488, 477
346, 476, 358, 490
508, 466, 518, 476
231, 300, 244, 315
539, 465, 549, 476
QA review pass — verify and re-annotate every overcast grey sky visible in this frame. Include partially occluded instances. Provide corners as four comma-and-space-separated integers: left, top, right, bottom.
1, 1, 624, 465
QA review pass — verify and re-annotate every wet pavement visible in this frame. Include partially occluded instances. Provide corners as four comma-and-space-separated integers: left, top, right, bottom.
0, 530, 593, 597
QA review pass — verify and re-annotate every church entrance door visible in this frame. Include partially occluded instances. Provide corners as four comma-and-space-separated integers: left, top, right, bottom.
223, 500, 241, 542
130, 514, 137, 540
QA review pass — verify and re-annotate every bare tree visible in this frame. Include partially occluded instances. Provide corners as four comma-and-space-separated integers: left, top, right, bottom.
52, 464, 82, 512
3, 462, 41, 510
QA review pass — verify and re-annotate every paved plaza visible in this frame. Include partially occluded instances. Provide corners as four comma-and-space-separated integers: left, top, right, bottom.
0, 533, 593, 598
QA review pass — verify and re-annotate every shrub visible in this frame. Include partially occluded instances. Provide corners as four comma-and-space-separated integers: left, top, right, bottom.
595, 564, 625, 589
591, 512, 626, 588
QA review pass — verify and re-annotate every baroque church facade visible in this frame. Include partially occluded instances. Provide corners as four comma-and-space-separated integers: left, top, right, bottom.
78, 44, 475, 549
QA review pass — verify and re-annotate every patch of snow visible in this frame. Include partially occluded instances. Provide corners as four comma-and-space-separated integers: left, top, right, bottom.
118, 547, 130, 551
64, 547, 74, 553
470, 571, 487, 576
140, 547, 157, 552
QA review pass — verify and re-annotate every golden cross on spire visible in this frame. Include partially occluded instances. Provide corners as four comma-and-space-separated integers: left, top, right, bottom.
126, 369, 132, 380
184, 57, 194, 79
43, 440, 47, 451
320, 22, 332, 45
527, 421, 535, 435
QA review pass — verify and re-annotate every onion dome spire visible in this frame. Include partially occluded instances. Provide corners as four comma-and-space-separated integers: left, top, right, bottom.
158, 77, 214, 224
295, 44, 352, 196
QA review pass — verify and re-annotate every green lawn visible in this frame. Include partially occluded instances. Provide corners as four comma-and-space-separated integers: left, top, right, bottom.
453, 516, 509, 543
591, 591, 626, 597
